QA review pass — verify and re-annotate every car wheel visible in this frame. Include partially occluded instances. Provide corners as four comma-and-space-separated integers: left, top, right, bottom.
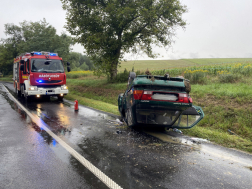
128, 72, 136, 85
126, 108, 135, 127
129, 72, 136, 79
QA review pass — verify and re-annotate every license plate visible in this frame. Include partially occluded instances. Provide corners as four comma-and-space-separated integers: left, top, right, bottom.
47, 90, 55, 94
152, 94, 178, 101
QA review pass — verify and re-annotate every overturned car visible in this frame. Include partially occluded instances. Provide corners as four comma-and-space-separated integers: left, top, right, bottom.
118, 72, 204, 129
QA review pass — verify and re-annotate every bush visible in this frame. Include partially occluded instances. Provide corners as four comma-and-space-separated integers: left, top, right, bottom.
111, 68, 129, 83
231, 63, 243, 74
240, 65, 252, 76
135, 70, 145, 76
184, 70, 208, 84
152, 69, 184, 77
109, 69, 145, 83
218, 72, 239, 83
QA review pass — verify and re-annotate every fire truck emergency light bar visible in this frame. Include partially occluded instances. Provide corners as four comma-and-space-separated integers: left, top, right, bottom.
31, 51, 58, 56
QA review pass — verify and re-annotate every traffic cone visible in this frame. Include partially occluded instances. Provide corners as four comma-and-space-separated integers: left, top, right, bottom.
74, 99, 79, 111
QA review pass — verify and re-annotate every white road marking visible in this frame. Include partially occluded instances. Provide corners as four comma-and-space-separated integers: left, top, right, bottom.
1, 83, 123, 189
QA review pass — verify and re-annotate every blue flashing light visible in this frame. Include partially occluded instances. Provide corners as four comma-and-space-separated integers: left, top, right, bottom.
38, 80, 43, 83
34, 52, 42, 55
49, 53, 57, 56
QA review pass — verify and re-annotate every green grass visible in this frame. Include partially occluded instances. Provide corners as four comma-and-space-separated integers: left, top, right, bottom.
67, 78, 125, 106
0, 75, 13, 82
66, 93, 119, 115
183, 127, 252, 152
192, 83, 252, 99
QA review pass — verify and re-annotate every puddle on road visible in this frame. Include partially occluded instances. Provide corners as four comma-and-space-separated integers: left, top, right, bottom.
145, 132, 195, 145
72, 104, 116, 120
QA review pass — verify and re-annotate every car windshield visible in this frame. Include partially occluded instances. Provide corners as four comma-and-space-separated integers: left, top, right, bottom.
31, 59, 64, 73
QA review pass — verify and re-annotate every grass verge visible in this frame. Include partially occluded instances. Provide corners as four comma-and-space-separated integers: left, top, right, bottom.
66, 93, 119, 116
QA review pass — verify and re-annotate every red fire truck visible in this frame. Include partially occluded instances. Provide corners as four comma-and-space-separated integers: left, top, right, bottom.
13, 51, 71, 101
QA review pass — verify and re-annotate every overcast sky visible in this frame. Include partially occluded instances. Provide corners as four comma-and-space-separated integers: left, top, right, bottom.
1, 0, 252, 60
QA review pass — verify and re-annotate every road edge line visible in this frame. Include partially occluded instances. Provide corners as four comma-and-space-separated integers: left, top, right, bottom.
1, 83, 123, 189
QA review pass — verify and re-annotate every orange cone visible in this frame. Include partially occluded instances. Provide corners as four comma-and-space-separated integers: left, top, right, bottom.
74, 99, 79, 111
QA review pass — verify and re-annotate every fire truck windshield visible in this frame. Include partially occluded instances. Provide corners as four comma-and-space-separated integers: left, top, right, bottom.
31, 59, 64, 73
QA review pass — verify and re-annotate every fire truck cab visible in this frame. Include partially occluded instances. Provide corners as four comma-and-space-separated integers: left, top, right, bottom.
13, 51, 70, 101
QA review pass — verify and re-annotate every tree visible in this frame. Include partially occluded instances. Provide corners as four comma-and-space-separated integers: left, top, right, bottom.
80, 54, 94, 70
0, 43, 16, 76
0, 19, 73, 75
67, 52, 93, 70
68, 52, 81, 69
61, 0, 187, 80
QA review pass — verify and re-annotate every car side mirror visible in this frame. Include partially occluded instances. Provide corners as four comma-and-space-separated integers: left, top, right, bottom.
67, 66, 71, 72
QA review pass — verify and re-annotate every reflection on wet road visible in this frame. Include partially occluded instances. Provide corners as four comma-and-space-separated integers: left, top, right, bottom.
1, 81, 252, 189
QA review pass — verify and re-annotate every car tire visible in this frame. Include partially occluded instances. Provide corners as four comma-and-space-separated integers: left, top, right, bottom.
129, 72, 136, 79
126, 108, 136, 127
128, 72, 136, 86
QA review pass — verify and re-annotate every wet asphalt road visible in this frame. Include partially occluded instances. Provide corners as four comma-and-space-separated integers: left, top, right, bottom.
0, 81, 252, 189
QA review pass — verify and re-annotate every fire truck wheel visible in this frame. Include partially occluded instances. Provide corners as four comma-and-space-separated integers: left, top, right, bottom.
58, 95, 64, 101
25, 93, 31, 102
15, 86, 21, 97
44, 96, 50, 101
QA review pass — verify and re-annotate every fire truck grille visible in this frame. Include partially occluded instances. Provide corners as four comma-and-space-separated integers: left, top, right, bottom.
36, 80, 62, 84
38, 85, 62, 88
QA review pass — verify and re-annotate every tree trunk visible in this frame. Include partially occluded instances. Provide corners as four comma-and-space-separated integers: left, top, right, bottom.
109, 44, 121, 81
109, 60, 118, 81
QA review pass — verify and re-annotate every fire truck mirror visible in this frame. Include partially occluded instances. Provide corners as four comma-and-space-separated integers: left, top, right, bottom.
67, 62, 70, 66
20, 64, 24, 71
20, 60, 24, 64
67, 66, 71, 72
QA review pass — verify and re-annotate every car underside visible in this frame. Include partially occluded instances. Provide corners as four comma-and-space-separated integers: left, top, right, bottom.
118, 73, 204, 129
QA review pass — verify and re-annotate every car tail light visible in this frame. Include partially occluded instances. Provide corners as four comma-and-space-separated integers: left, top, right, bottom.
141, 91, 153, 100
178, 93, 189, 103
133, 90, 143, 100
189, 97, 193, 103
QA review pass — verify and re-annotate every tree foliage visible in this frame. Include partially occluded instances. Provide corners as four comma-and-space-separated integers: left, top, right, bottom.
0, 19, 73, 75
61, 0, 187, 80
67, 52, 93, 70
